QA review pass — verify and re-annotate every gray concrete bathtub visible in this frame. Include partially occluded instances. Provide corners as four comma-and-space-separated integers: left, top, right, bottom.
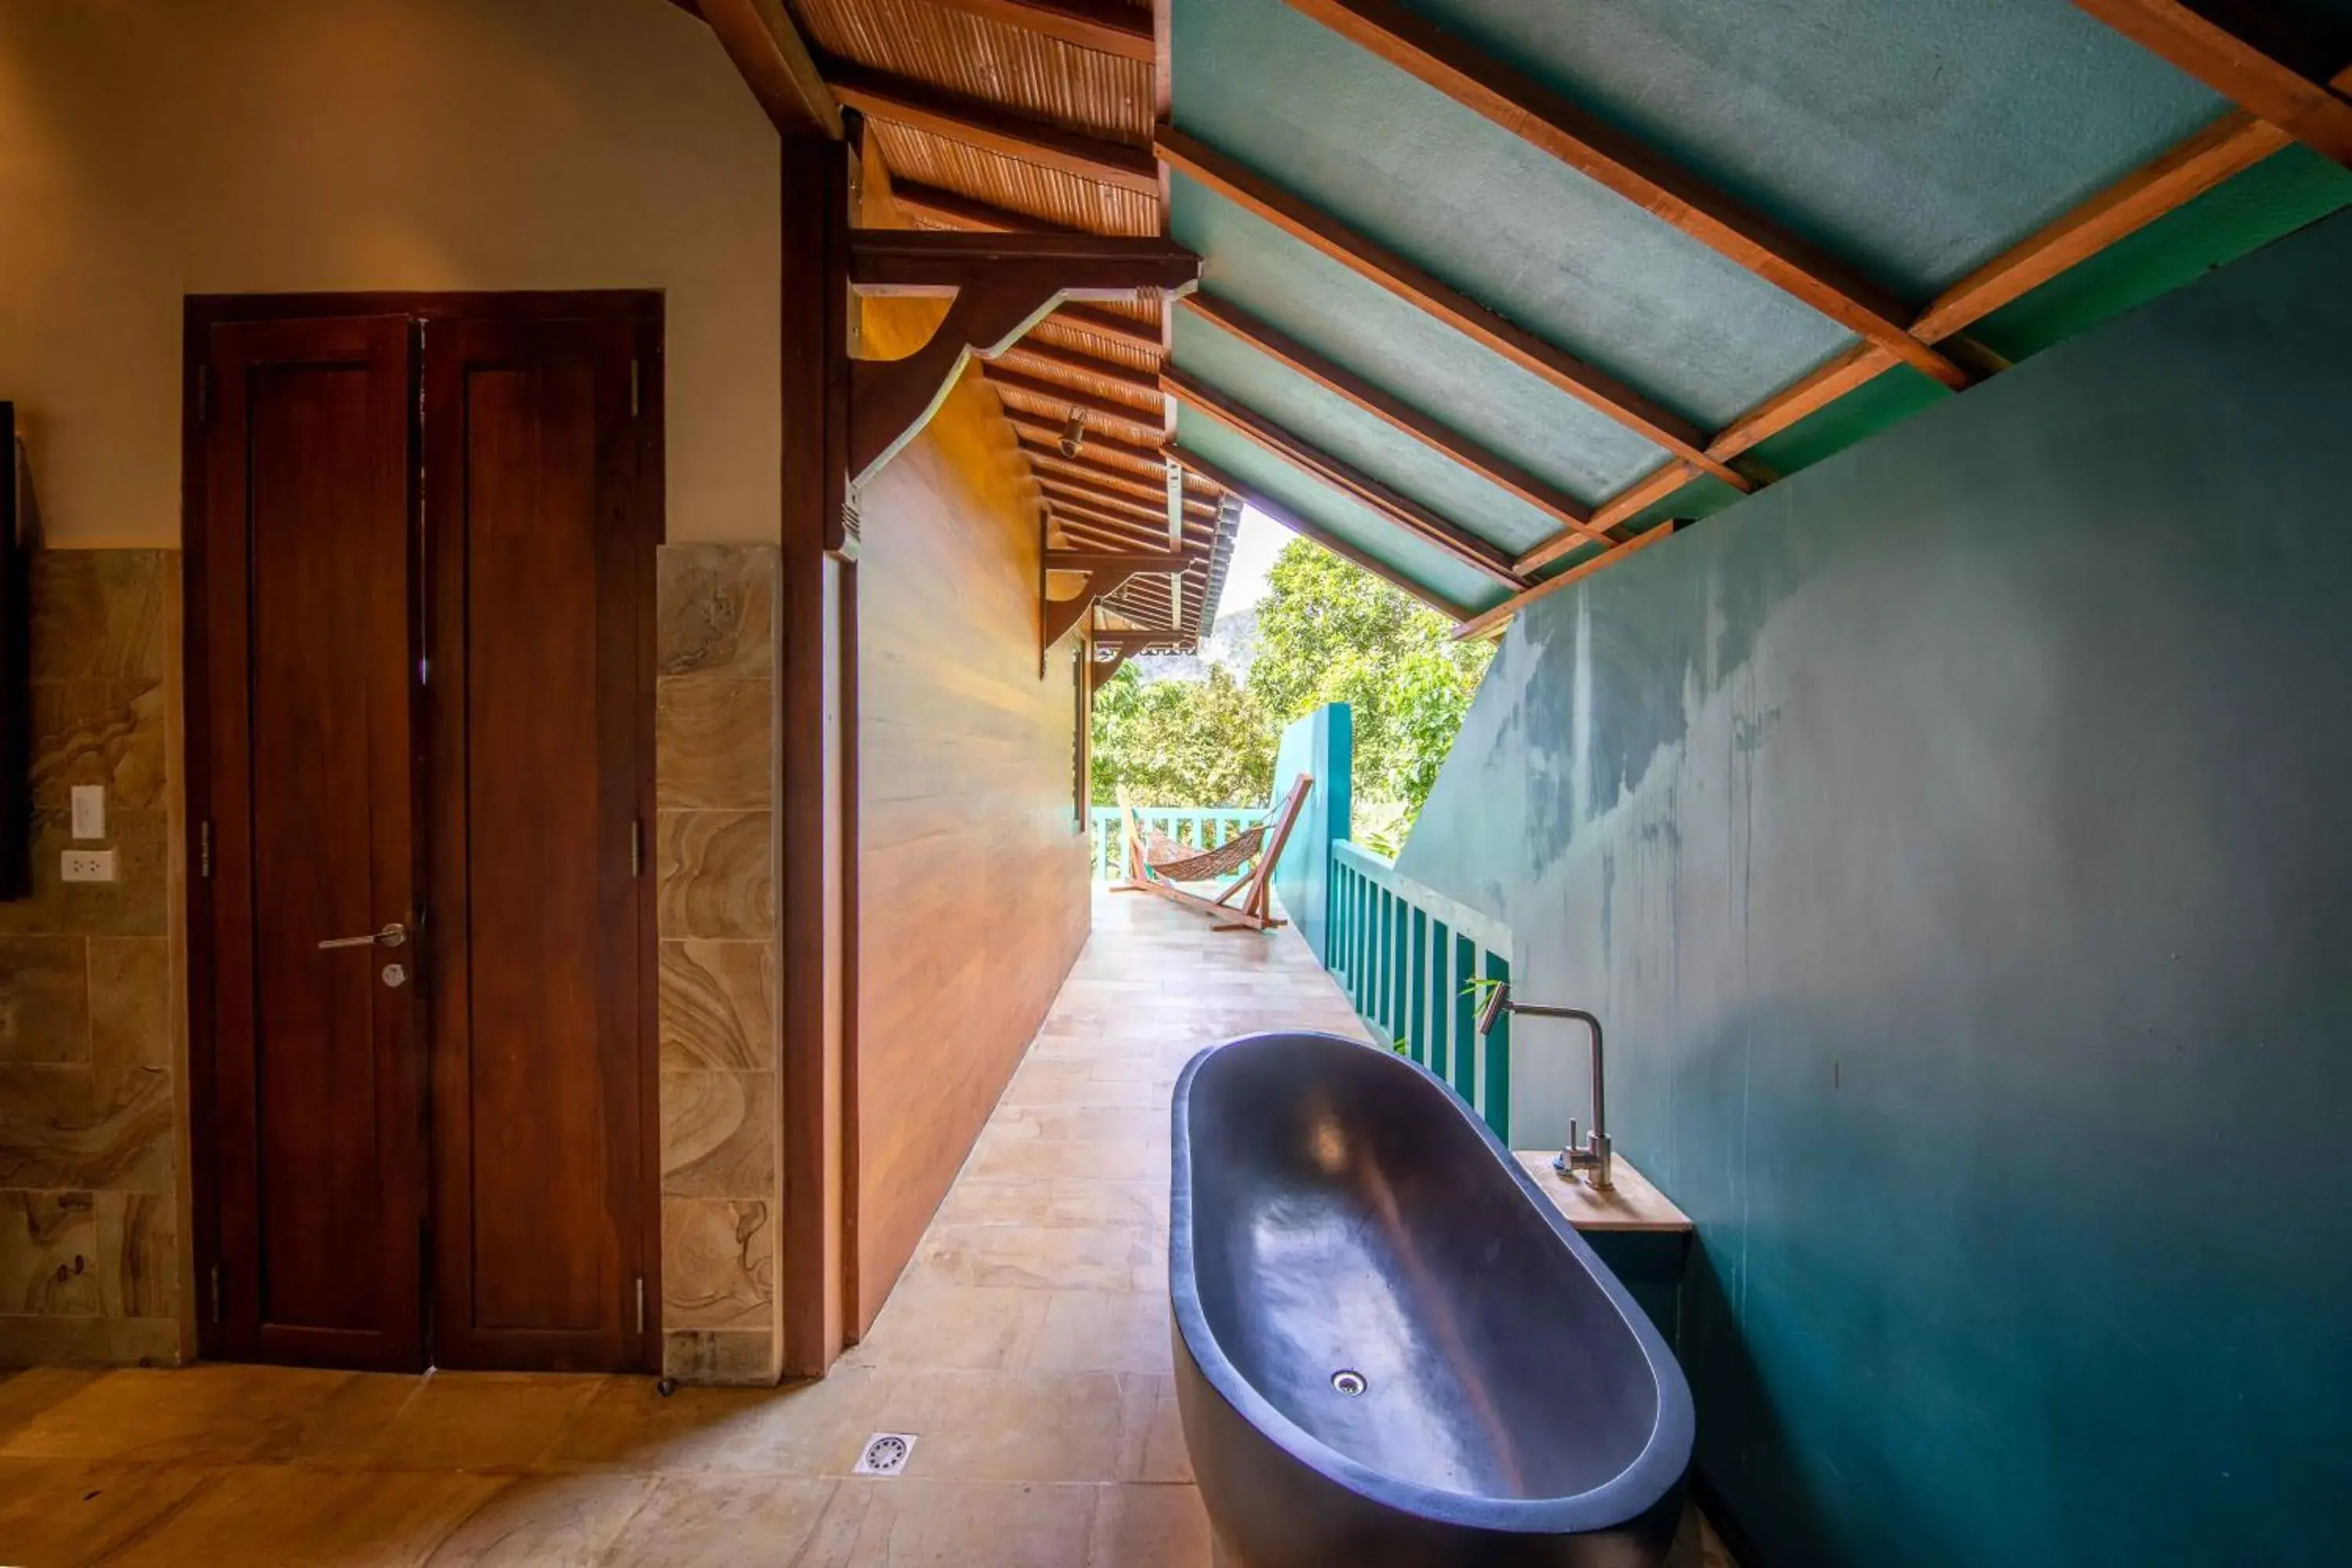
1170, 1031, 1693, 1566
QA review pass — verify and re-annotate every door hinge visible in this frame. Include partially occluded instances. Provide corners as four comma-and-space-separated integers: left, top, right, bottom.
629, 359, 641, 419
635, 1276, 647, 1334
630, 818, 644, 877
198, 821, 212, 879
209, 1265, 223, 1323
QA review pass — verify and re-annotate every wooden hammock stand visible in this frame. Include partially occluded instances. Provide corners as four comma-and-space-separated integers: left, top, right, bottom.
1115, 774, 1314, 933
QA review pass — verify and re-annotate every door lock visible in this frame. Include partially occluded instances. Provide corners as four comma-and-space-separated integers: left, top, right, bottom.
381, 963, 408, 989
318, 922, 407, 952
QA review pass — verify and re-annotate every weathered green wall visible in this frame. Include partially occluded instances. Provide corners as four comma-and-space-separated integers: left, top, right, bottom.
1398, 210, 2352, 1566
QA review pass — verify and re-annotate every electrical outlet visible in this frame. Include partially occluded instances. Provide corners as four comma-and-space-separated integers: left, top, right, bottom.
71, 785, 107, 841
60, 848, 116, 884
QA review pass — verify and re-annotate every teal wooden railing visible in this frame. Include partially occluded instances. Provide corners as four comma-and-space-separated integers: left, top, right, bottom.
1329, 840, 1514, 1143
1087, 806, 1258, 884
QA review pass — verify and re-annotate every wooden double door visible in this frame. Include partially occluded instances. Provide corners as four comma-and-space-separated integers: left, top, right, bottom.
186, 295, 662, 1373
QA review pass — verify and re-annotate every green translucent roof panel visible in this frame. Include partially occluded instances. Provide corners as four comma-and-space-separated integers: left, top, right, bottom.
1174, 307, 1568, 558
1388, 0, 2230, 299
1176, 408, 1508, 615
1173, 0, 1857, 430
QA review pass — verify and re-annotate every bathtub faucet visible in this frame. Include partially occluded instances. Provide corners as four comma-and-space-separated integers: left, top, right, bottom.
1475, 984, 1613, 1191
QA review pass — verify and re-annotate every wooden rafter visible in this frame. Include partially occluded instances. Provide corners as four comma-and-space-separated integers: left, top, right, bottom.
1454, 523, 1675, 641
1164, 369, 1523, 586
1054, 303, 1165, 354
1048, 550, 1191, 572
2069, 1, 2352, 167
1172, 446, 1476, 622
1282, 0, 1973, 390
1040, 480, 1174, 528
984, 365, 1164, 433
1004, 411, 1169, 467
891, 180, 1077, 234
1511, 89, 2345, 575
699, 0, 842, 138
1047, 492, 1175, 535
829, 60, 1161, 194
916, 0, 1155, 63
998, 339, 1163, 399
1156, 128, 1750, 488
1181, 293, 1610, 544
1027, 448, 1214, 510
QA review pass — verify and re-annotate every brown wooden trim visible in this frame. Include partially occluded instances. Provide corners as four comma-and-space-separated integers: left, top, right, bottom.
1283, 0, 1973, 389
1156, 128, 1746, 485
2070, 2, 2352, 165
701, 0, 843, 139
1455, 521, 1674, 641
1047, 550, 1190, 572
1164, 368, 1523, 586
830, 61, 1162, 193
914, 0, 1154, 61
1029, 450, 1217, 511
1518, 459, 1696, 572
1040, 480, 1178, 528
1181, 292, 1607, 542
849, 281, 1064, 484
847, 228, 1200, 294
1172, 445, 1476, 621
780, 140, 853, 1375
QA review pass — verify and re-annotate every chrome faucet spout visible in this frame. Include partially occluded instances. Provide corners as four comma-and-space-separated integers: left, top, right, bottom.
1473, 984, 1613, 1190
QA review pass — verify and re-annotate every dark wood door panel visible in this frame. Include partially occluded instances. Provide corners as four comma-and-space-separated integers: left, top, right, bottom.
194, 314, 425, 1371
423, 313, 656, 1370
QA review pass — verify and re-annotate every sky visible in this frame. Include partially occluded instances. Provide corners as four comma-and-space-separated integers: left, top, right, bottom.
1213, 504, 1289, 620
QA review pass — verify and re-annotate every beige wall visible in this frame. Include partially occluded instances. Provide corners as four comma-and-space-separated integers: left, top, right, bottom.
0, 0, 780, 546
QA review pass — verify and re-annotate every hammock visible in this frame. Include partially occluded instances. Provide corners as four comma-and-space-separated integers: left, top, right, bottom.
1116, 774, 1315, 933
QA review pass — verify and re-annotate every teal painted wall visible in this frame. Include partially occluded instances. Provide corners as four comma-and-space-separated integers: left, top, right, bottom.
1271, 702, 1351, 965
1397, 212, 2352, 1567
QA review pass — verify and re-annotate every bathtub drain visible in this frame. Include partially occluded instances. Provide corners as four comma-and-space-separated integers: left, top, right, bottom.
1331, 1370, 1368, 1397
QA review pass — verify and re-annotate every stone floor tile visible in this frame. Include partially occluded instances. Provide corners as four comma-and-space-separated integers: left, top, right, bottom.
588, 1474, 835, 1565
1089, 1483, 1214, 1568
0, 1364, 358, 1464
841, 1279, 1049, 1371
100, 1463, 510, 1566
423, 1472, 659, 1565
812, 1479, 1098, 1568
0, 1457, 221, 1565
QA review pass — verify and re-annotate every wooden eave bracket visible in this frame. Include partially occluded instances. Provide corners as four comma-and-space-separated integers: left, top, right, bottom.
847, 231, 1200, 489
1042, 547, 1201, 656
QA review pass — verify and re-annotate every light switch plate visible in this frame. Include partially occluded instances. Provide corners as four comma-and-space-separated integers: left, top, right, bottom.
70, 785, 107, 841
60, 848, 116, 884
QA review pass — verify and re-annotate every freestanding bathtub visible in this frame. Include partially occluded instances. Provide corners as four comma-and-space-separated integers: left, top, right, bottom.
1170, 1032, 1693, 1566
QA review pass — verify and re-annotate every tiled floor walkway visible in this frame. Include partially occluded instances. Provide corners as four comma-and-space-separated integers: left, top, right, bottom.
0, 890, 1728, 1566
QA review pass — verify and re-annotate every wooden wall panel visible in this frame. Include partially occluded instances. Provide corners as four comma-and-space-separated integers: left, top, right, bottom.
853, 368, 1091, 1332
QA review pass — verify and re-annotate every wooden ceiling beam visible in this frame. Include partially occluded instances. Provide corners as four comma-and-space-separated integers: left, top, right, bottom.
1004, 410, 1170, 466
1283, 0, 1973, 389
890, 180, 1078, 234
998, 339, 1163, 399
1181, 293, 1610, 544
1454, 524, 1675, 641
1173, 446, 1475, 622
2069, 1, 2352, 166
699, 0, 842, 138
1040, 480, 1172, 527
848, 229, 1200, 296
1052, 303, 1164, 354
1165, 368, 1523, 586
1156, 130, 1747, 487
1027, 448, 1215, 510
984, 365, 1165, 432
830, 61, 1163, 194
1051, 515, 1163, 552
1047, 492, 1178, 535
1048, 550, 1192, 572
915, 0, 1155, 63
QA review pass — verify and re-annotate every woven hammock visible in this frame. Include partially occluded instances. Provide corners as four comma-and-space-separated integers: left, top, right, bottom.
1137, 821, 1268, 883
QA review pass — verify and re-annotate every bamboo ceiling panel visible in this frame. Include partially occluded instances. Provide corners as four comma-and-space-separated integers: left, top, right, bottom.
867, 123, 1160, 235
1029, 319, 1162, 374
991, 377, 1166, 442
795, 0, 1154, 142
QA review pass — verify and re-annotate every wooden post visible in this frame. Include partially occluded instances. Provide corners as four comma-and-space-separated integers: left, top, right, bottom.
779, 136, 853, 1377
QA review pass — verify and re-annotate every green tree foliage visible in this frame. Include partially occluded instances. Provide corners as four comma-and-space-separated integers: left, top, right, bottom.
1090, 539, 1494, 829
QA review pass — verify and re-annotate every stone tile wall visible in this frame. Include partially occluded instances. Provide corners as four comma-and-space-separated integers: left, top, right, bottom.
0, 550, 187, 1366
654, 544, 782, 1385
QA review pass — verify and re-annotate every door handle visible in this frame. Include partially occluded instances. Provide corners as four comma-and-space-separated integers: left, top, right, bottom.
318, 922, 407, 952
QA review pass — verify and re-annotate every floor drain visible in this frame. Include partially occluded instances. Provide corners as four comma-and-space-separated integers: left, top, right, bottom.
1331, 1370, 1368, 1397
853, 1432, 917, 1476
